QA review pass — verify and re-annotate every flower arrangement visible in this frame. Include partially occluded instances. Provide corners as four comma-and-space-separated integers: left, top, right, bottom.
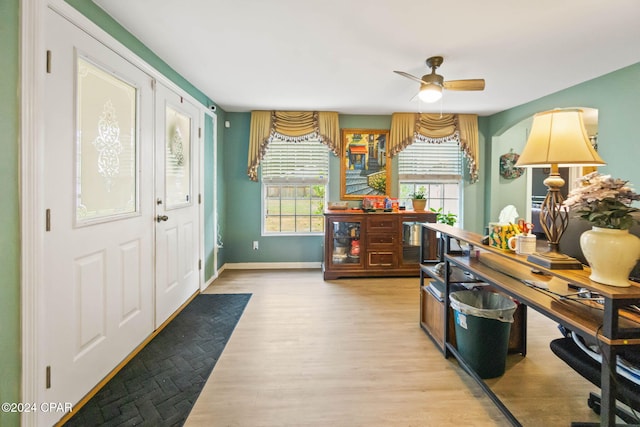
563, 172, 640, 230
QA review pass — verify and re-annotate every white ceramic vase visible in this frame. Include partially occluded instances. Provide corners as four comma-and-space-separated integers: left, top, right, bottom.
580, 226, 640, 287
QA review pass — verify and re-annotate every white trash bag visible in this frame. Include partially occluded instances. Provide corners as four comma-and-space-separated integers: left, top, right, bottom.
450, 290, 517, 323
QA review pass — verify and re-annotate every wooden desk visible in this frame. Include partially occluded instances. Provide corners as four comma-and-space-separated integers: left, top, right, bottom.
420, 223, 640, 427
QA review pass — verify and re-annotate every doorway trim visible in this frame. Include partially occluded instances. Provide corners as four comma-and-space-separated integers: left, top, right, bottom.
203, 111, 219, 288
21, 2, 46, 425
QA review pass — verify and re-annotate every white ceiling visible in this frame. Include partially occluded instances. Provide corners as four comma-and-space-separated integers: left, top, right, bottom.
94, 0, 640, 116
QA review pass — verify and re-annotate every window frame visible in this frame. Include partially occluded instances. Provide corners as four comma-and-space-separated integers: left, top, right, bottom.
399, 181, 462, 218
260, 138, 329, 236
397, 139, 464, 225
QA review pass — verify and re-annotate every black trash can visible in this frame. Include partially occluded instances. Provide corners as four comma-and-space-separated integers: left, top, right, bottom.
450, 290, 517, 379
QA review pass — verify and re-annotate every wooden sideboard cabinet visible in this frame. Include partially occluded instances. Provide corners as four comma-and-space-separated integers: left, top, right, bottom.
322, 210, 436, 280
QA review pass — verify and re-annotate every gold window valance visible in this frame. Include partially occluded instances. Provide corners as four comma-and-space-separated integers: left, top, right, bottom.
389, 113, 479, 183
247, 110, 340, 181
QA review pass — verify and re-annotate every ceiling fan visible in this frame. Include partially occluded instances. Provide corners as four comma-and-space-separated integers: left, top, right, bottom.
394, 56, 485, 103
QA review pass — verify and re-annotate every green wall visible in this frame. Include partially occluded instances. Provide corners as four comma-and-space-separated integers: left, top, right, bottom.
484, 63, 640, 226
487, 117, 532, 223
0, 1, 20, 425
223, 112, 326, 263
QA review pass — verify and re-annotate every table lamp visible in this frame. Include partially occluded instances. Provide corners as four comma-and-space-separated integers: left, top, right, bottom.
515, 108, 605, 269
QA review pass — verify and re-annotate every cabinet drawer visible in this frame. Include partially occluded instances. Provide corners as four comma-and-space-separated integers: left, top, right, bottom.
366, 233, 395, 247
366, 216, 397, 232
367, 251, 395, 267
401, 214, 432, 223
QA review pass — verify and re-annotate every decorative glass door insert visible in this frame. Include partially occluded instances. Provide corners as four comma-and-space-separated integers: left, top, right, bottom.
76, 56, 138, 224
164, 105, 192, 209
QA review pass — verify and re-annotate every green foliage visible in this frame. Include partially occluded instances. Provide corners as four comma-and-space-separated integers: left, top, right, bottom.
564, 172, 640, 230
430, 207, 457, 226
312, 184, 325, 198
312, 184, 325, 214
576, 199, 638, 230
410, 189, 426, 199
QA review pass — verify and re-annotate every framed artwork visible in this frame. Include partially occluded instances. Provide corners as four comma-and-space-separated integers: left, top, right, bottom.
340, 128, 390, 199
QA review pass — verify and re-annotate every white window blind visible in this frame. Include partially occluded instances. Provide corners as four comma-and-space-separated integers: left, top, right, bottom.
262, 139, 329, 184
398, 140, 462, 180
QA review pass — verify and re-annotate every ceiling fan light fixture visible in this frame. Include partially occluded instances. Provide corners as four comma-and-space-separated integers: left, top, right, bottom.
418, 83, 443, 103
395, 56, 485, 104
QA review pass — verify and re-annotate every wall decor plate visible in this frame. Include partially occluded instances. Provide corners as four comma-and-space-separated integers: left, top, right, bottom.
499, 151, 524, 179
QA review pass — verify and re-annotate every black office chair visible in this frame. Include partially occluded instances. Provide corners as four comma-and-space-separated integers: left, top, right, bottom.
552, 213, 640, 425
550, 334, 640, 426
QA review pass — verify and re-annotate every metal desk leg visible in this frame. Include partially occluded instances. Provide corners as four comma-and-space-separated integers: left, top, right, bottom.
599, 299, 619, 427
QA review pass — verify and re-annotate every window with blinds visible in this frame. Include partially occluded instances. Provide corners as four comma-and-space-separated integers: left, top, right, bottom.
261, 139, 329, 235
398, 139, 463, 225
398, 139, 462, 181
262, 139, 330, 184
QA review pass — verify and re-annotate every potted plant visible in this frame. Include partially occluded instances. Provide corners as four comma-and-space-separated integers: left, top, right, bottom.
563, 172, 640, 287
430, 207, 457, 226
410, 189, 427, 212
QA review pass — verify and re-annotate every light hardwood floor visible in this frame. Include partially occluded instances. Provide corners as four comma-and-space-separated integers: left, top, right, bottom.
185, 269, 601, 427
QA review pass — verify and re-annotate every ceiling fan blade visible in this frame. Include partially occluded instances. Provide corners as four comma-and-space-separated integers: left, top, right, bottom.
393, 70, 427, 85
443, 79, 485, 91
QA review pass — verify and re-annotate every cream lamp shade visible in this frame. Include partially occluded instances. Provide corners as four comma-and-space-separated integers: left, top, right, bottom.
418, 83, 443, 103
515, 108, 605, 167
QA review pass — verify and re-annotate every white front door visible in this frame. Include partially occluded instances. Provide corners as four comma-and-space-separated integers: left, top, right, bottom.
154, 83, 201, 326
41, 9, 154, 425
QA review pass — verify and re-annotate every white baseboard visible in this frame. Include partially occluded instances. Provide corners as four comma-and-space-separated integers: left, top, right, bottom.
203, 274, 217, 290
203, 262, 321, 289
222, 262, 322, 270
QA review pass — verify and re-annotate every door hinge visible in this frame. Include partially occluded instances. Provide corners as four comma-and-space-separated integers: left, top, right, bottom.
46, 366, 51, 389
198, 194, 202, 204
46, 209, 51, 231
46, 50, 52, 73
198, 127, 202, 138
198, 259, 202, 270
